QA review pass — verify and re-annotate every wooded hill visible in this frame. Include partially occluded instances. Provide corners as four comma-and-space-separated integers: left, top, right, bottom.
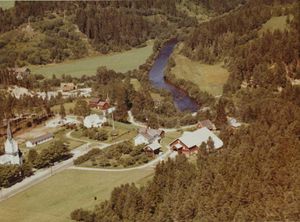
70, 1, 300, 221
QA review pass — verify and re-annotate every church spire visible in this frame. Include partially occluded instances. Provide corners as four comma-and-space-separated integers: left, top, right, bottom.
7, 120, 12, 141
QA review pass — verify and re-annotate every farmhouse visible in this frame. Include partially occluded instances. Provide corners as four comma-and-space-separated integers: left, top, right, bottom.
170, 127, 223, 155
61, 83, 77, 92
83, 114, 107, 128
26, 133, 54, 148
134, 127, 165, 146
89, 98, 110, 110
197, 119, 216, 131
143, 140, 161, 156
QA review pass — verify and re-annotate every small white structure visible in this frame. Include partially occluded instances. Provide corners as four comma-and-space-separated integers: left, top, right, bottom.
26, 133, 54, 148
134, 127, 164, 146
228, 117, 241, 128
83, 114, 107, 128
0, 122, 22, 165
143, 140, 162, 155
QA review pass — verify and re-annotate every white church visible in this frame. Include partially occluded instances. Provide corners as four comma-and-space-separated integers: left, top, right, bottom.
0, 121, 23, 165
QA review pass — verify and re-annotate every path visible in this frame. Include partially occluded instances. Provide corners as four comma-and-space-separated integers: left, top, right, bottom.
128, 110, 197, 132
0, 131, 124, 202
70, 150, 173, 172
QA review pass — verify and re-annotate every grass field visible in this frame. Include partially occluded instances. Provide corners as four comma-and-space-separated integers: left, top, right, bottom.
259, 15, 289, 35
171, 51, 229, 96
0, 169, 153, 222
30, 42, 154, 77
0, 0, 14, 9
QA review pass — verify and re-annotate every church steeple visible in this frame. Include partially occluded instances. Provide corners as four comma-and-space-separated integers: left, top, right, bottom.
7, 120, 12, 141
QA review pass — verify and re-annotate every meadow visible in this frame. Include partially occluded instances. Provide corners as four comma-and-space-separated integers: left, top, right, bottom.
258, 15, 289, 35
171, 52, 229, 96
30, 42, 154, 77
0, 0, 14, 9
0, 169, 153, 222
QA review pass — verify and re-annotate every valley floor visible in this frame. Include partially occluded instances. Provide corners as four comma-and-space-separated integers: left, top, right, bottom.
0, 169, 153, 222
30, 41, 154, 77
170, 45, 229, 96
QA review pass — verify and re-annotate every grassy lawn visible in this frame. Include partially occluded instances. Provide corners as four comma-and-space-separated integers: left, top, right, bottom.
0, 169, 153, 222
19, 129, 84, 157
0, 0, 14, 9
30, 41, 154, 77
130, 78, 142, 91
161, 131, 182, 152
51, 102, 77, 115
71, 122, 138, 144
171, 50, 229, 96
259, 15, 289, 35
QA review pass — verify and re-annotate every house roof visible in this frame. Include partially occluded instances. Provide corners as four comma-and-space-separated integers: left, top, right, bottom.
144, 141, 161, 151
138, 127, 163, 141
198, 119, 215, 130
172, 127, 223, 149
89, 98, 101, 104
29, 133, 53, 144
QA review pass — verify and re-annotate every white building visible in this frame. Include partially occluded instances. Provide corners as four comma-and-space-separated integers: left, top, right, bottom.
227, 117, 242, 128
0, 122, 23, 165
83, 114, 107, 128
26, 133, 54, 148
134, 127, 164, 146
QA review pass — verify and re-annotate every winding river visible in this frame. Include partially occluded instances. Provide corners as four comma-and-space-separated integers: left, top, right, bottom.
149, 40, 198, 112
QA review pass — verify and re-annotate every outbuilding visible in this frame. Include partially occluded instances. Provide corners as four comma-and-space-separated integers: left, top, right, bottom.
26, 133, 54, 148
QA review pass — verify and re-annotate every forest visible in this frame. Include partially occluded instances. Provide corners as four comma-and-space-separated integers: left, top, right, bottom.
70, 0, 300, 221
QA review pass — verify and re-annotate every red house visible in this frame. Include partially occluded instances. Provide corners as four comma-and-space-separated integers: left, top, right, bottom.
89, 98, 101, 108
89, 98, 110, 110
169, 127, 223, 155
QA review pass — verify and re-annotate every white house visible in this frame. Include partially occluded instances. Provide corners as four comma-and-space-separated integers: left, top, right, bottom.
0, 122, 22, 165
26, 133, 54, 148
83, 114, 107, 128
134, 127, 165, 146
227, 117, 242, 128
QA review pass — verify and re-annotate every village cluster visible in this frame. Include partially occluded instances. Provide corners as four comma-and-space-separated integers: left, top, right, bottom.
0, 66, 243, 167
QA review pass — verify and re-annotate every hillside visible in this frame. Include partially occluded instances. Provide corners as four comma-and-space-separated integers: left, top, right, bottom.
70, 1, 300, 221
0, 14, 91, 68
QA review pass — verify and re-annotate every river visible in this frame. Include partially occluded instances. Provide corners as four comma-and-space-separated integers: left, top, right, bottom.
149, 40, 199, 112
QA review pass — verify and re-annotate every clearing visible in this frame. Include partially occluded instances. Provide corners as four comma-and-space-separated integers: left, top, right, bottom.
30, 42, 154, 77
259, 15, 289, 35
0, 169, 153, 222
170, 49, 229, 96
0, 1, 14, 9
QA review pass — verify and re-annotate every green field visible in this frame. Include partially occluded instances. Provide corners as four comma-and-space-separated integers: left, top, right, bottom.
0, 169, 153, 222
259, 16, 289, 35
30, 42, 154, 77
171, 51, 229, 96
0, 0, 14, 9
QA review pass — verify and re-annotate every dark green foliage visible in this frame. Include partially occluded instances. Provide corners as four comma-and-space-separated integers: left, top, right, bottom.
74, 100, 90, 117
30, 140, 72, 169
0, 163, 33, 188
73, 141, 151, 168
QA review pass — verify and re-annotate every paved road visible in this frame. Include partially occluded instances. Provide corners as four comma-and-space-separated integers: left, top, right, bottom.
0, 132, 124, 202
70, 149, 174, 172
127, 110, 197, 132
0, 142, 91, 202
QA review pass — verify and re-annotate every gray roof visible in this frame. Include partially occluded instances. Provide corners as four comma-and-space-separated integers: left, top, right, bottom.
29, 133, 53, 144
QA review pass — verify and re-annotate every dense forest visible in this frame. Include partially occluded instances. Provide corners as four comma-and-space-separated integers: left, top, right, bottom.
71, 0, 300, 221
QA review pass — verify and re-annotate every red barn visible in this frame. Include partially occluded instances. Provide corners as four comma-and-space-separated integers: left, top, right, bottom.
169, 127, 223, 155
